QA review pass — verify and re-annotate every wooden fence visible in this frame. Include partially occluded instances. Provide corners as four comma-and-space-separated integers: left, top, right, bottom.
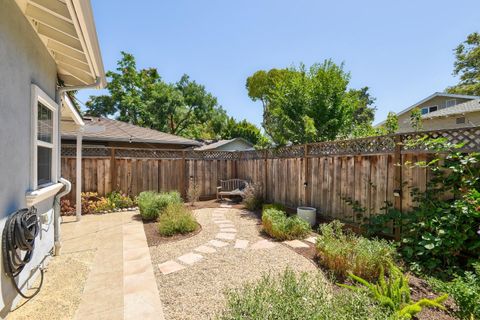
61, 127, 480, 237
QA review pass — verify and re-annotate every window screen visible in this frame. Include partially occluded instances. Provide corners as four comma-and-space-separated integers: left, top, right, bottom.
37, 146, 52, 185
38, 102, 53, 143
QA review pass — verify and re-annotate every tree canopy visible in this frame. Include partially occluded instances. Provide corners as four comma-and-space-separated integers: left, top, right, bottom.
246, 61, 377, 145
447, 32, 480, 96
86, 52, 263, 142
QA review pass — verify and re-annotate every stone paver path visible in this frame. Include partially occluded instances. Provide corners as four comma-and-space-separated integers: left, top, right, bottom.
61, 212, 164, 320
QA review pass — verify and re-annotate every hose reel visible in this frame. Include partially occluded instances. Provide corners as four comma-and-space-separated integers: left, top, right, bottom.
2, 207, 44, 299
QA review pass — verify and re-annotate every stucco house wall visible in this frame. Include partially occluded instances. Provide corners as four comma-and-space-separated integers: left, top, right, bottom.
422, 111, 480, 131
397, 96, 472, 132
0, 0, 59, 316
214, 140, 254, 151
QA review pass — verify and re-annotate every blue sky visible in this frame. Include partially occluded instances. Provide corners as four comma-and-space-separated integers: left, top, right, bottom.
77, 0, 480, 126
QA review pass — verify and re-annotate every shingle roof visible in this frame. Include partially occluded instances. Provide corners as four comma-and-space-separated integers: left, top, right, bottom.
422, 99, 480, 119
62, 116, 201, 146
195, 138, 254, 151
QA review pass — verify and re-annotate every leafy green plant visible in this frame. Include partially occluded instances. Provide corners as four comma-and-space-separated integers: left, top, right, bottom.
158, 203, 198, 236
340, 264, 448, 319
137, 191, 183, 220
262, 208, 310, 240
218, 268, 391, 320
429, 262, 480, 319
316, 220, 396, 280
243, 183, 263, 211
262, 203, 286, 212
106, 191, 135, 209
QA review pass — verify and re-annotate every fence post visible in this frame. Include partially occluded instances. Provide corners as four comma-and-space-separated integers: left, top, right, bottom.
393, 135, 403, 241
181, 150, 187, 198
110, 147, 116, 192
303, 144, 310, 206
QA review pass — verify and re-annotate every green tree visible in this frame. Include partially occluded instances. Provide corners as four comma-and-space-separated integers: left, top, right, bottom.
384, 112, 399, 134
222, 118, 263, 145
447, 32, 480, 96
410, 107, 423, 132
247, 61, 370, 145
86, 52, 227, 139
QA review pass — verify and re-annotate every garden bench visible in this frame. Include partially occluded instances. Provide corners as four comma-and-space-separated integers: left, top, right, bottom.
216, 179, 249, 200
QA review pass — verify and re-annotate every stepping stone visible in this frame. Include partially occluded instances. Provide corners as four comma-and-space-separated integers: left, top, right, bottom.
177, 252, 203, 265
194, 245, 217, 254
209, 239, 229, 248
234, 239, 249, 249
213, 220, 232, 224
305, 236, 317, 244
216, 233, 236, 240
158, 260, 185, 275
220, 204, 232, 208
219, 224, 235, 228
250, 239, 277, 250
283, 240, 310, 248
219, 228, 237, 233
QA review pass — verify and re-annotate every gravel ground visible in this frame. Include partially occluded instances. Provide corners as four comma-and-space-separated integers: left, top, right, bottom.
8, 250, 95, 320
150, 208, 318, 320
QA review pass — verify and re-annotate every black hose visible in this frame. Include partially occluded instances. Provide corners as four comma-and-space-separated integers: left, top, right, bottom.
2, 207, 44, 299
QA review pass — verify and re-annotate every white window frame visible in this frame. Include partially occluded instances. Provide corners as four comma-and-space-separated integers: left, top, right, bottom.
31, 84, 59, 190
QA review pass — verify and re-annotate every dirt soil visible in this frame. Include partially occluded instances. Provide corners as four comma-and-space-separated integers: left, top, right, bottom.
143, 220, 202, 247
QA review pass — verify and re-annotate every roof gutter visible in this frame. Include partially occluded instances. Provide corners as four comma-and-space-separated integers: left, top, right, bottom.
57, 76, 102, 95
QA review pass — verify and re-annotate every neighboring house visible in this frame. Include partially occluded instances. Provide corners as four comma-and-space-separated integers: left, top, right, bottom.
421, 99, 480, 130
195, 138, 254, 151
61, 116, 202, 149
0, 0, 104, 316
377, 92, 480, 132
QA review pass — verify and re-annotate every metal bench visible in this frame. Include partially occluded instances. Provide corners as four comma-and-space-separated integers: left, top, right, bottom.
216, 179, 249, 200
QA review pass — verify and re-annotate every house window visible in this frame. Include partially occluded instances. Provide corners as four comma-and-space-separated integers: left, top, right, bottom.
446, 99, 457, 108
421, 107, 429, 115
456, 117, 466, 124
429, 105, 438, 113
32, 85, 58, 189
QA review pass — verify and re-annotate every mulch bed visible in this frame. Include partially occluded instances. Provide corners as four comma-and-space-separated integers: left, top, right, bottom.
143, 220, 202, 247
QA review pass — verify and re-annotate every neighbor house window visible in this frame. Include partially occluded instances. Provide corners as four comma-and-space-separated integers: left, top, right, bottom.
32, 85, 58, 189
422, 106, 438, 114
456, 117, 466, 124
446, 99, 457, 108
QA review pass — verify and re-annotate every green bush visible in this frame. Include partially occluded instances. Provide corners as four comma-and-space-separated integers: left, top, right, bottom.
106, 191, 135, 209
429, 263, 480, 319
137, 191, 182, 220
218, 268, 391, 320
316, 220, 396, 280
341, 264, 448, 319
262, 208, 310, 240
243, 183, 263, 211
262, 203, 286, 212
158, 203, 198, 236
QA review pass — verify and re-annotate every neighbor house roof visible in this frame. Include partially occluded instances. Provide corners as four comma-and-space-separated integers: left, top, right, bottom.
195, 138, 254, 151
376, 92, 480, 126
62, 116, 202, 146
15, 0, 106, 87
422, 99, 480, 119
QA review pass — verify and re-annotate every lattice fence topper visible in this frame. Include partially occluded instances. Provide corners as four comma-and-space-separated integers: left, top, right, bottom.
268, 145, 306, 158
240, 150, 266, 160
185, 150, 239, 160
115, 148, 184, 159
61, 146, 110, 157
400, 126, 480, 152
308, 135, 396, 156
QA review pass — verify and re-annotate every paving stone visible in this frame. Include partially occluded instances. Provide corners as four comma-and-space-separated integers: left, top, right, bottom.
194, 245, 217, 254
220, 204, 232, 208
208, 239, 230, 248
215, 233, 236, 240
305, 236, 317, 244
158, 260, 186, 275
218, 224, 235, 228
177, 252, 203, 265
250, 239, 277, 250
283, 240, 310, 248
213, 220, 232, 224
234, 239, 249, 249
219, 228, 237, 233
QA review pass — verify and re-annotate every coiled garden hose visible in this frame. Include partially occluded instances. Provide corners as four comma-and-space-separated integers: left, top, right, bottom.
2, 207, 44, 299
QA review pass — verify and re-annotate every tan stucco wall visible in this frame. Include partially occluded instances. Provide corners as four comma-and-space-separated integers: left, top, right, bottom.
214, 140, 253, 151
397, 97, 473, 132
421, 111, 480, 131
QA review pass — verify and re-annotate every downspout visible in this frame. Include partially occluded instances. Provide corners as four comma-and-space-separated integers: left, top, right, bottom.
53, 76, 102, 256
54, 178, 71, 256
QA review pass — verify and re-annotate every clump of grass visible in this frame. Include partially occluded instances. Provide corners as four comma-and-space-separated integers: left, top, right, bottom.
316, 220, 396, 280
218, 268, 391, 320
262, 203, 286, 212
137, 191, 182, 221
262, 208, 310, 240
243, 183, 263, 211
158, 202, 198, 236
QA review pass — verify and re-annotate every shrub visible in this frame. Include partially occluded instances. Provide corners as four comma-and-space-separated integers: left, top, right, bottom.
243, 182, 263, 211
137, 191, 183, 221
316, 220, 396, 280
262, 203, 286, 212
158, 203, 198, 236
106, 191, 135, 209
429, 263, 480, 319
218, 268, 391, 320
60, 199, 75, 215
341, 264, 448, 319
262, 208, 310, 240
